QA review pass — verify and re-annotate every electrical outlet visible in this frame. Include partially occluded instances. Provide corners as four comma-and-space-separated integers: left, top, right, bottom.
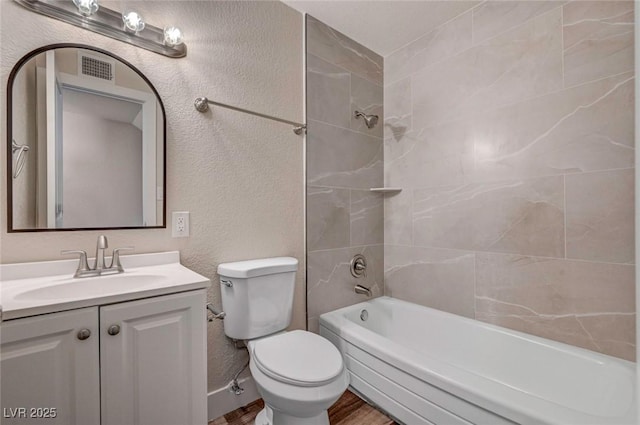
172, 211, 190, 237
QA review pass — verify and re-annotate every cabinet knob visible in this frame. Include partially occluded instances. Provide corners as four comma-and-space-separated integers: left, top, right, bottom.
77, 329, 91, 340
107, 324, 121, 336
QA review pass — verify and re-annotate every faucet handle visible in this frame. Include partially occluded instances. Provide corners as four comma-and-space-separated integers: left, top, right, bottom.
110, 247, 134, 271
61, 250, 91, 276
350, 255, 367, 278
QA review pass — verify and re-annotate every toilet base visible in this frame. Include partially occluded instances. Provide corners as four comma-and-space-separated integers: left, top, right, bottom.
255, 408, 270, 425
255, 406, 329, 425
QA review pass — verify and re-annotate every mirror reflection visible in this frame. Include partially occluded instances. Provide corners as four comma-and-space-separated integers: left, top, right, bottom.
9, 45, 165, 231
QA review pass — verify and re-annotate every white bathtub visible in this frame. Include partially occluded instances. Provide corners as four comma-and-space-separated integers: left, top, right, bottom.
319, 297, 637, 425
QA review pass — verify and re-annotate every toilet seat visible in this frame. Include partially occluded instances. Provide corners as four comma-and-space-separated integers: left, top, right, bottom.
253, 330, 344, 387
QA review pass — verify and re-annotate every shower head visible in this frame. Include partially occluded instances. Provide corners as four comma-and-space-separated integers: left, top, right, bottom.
354, 110, 379, 129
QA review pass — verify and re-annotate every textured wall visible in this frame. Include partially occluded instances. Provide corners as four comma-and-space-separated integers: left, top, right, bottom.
305, 15, 384, 332
0, 0, 305, 392
384, 1, 635, 361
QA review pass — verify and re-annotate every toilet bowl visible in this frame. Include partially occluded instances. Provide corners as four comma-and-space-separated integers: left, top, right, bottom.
217, 257, 349, 425
248, 330, 349, 425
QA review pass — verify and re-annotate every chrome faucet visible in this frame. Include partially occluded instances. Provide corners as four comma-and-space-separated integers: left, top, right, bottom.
94, 235, 108, 271
62, 235, 133, 278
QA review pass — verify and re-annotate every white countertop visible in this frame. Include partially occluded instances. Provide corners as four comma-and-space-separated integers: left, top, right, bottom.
0, 251, 211, 321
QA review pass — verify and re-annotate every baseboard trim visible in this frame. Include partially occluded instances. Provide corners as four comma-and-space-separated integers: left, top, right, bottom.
207, 376, 260, 421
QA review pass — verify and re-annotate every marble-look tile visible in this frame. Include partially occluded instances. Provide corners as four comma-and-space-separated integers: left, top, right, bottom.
469, 72, 634, 182
307, 245, 383, 319
306, 54, 351, 128
385, 11, 472, 85
350, 74, 383, 138
385, 246, 475, 318
350, 190, 383, 246
307, 186, 350, 251
384, 120, 474, 190
480, 314, 635, 362
384, 191, 412, 246
563, 1, 634, 87
566, 169, 635, 264
473, 1, 565, 45
475, 252, 636, 360
384, 77, 411, 142
307, 120, 383, 189
413, 176, 564, 257
306, 15, 383, 85
412, 8, 563, 129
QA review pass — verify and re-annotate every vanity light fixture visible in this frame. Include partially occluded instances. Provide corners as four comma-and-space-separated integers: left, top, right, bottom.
13, 0, 187, 58
163, 26, 184, 47
122, 10, 145, 33
72, 0, 98, 16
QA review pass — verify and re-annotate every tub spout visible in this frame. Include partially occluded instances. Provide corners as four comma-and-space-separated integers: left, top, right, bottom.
355, 284, 372, 297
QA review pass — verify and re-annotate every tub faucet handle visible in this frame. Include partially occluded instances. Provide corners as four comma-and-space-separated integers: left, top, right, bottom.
350, 254, 367, 278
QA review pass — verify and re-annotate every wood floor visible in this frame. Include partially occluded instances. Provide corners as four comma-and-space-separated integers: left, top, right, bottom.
209, 390, 397, 425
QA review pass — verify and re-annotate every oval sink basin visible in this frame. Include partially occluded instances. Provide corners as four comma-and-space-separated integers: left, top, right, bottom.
15, 274, 164, 301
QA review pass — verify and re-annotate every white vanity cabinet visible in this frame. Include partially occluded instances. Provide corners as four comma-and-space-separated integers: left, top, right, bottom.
1, 289, 207, 425
100, 290, 207, 425
0, 307, 101, 425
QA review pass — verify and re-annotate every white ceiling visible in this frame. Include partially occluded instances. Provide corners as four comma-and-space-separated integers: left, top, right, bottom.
283, 0, 479, 56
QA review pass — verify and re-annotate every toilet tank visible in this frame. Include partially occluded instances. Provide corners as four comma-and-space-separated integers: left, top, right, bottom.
217, 257, 298, 340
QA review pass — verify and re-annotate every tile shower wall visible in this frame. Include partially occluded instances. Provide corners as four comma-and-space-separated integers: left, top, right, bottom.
384, 1, 635, 361
306, 15, 384, 332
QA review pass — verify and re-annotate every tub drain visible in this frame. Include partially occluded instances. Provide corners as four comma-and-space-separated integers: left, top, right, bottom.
360, 309, 368, 321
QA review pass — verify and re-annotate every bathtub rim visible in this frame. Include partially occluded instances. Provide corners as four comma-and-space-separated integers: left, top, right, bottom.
319, 296, 637, 425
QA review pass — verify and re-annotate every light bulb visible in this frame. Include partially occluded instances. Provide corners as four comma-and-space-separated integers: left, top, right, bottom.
163, 26, 184, 47
72, 0, 98, 16
122, 11, 145, 32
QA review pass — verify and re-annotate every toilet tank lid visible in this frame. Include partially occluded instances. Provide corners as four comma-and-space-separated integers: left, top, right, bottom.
217, 257, 298, 278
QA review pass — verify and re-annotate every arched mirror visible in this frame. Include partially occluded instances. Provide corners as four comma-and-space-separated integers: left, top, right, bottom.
7, 44, 165, 231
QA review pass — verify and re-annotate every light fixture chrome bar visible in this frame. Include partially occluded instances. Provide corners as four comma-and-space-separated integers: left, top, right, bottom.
194, 97, 307, 135
13, 0, 187, 58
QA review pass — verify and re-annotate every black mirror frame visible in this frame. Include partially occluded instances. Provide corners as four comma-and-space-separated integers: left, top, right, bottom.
6, 43, 167, 232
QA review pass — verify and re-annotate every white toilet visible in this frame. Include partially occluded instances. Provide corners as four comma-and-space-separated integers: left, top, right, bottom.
218, 257, 349, 425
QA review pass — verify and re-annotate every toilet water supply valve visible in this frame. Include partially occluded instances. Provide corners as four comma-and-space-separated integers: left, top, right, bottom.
205, 302, 245, 396
206, 303, 225, 321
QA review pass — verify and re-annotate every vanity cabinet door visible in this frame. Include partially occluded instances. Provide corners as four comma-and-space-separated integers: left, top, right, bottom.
100, 290, 207, 425
0, 307, 100, 425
